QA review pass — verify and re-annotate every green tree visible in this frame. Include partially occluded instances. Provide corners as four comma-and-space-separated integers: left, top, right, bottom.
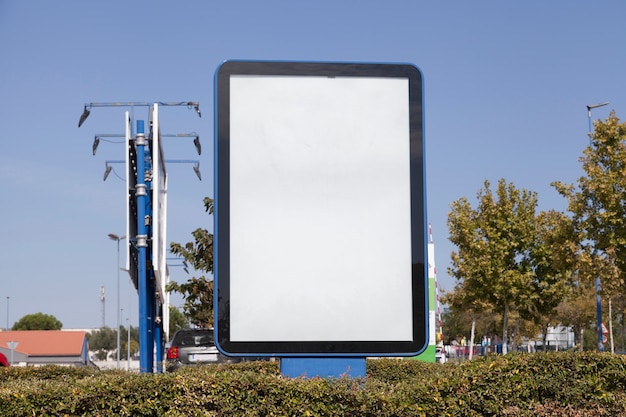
119, 325, 139, 360
439, 294, 497, 346
521, 210, 577, 328
86, 327, 117, 361
553, 112, 626, 351
167, 197, 215, 328
554, 281, 597, 350
12, 312, 62, 330
447, 179, 571, 353
168, 306, 189, 337
122, 339, 139, 360
441, 278, 491, 354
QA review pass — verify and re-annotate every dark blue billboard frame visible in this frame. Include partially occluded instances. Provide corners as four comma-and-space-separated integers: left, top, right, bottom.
214, 60, 427, 358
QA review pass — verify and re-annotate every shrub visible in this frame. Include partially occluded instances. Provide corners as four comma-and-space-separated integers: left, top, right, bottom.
1, 352, 626, 416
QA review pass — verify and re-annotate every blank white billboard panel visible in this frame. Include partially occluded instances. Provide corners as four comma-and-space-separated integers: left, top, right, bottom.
230, 75, 412, 341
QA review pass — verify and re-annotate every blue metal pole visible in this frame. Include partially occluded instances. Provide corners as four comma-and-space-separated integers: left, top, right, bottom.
144, 155, 155, 372
148, 268, 155, 370
588, 108, 604, 352
155, 304, 163, 373
135, 120, 152, 372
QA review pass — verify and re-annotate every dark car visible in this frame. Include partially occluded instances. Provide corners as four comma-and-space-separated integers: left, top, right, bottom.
166, 328, 235, 372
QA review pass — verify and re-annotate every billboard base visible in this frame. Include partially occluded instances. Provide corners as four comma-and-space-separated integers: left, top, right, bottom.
280, 357, 366, 378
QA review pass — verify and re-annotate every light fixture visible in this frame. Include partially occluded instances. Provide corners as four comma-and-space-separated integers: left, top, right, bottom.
78, 105, 91, 127
194, 103, 201, 118
164, 159, 202, 181
587, 102, 609, 112
103, 163, 112, 181
193, 136, 201, 155
193, 162, 202, 181
92, 136, 100, 155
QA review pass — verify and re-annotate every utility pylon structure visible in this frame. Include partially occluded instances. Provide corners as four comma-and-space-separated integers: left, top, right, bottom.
79, 101, 201, 373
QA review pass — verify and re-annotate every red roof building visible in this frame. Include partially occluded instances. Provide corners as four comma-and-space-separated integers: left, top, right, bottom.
0, 330, 91, 367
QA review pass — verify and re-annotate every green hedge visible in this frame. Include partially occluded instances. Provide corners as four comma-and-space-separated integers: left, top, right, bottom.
1, 352, 626, 416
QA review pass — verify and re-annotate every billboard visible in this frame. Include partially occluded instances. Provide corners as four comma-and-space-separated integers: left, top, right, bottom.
151, 104, 168, 304
125, 111, 139, 291
215, 61, 427, 356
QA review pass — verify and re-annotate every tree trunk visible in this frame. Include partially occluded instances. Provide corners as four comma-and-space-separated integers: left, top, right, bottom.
609, 298, 615, 353
579, 328, 584, 352
622, 311, 625, 352
512, 314, 520, 352
502, 304, 509, 355
469, 312, 476, 360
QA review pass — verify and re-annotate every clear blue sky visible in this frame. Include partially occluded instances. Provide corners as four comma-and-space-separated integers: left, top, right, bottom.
1, 1, 624, 330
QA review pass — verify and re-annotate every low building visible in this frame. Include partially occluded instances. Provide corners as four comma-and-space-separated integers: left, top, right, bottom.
0, 330, 91, 367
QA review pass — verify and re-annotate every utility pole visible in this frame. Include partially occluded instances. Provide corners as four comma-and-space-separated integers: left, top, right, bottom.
79, 101, 201, 373
586, 101, 610, 352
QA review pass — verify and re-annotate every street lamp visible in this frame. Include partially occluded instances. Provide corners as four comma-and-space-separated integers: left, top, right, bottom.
103, 163, 113, 181
587, 102, 609, 136
108, 233, 126, 369
586, 102, 609, 352
77, 101, 201, 128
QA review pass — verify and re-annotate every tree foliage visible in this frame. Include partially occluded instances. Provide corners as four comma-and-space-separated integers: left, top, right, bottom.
553, 112, 626, 299
443, 113, 626, 353
446, 179, 572, 351
167, 197, 215, 328
87, 327, 116, 360
523, 209, 576, 323
439, 302, 498, 344
12, 312, 62, 330
87, 326, 139, 361
118, 326, 139, 360
168, 306, 189, 336
553, 282, 596, 350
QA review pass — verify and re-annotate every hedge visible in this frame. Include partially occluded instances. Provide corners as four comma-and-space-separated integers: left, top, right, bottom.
1, 352, 626, 416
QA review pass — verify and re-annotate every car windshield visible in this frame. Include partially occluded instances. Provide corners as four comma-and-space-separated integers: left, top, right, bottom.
176, 330, 214, 347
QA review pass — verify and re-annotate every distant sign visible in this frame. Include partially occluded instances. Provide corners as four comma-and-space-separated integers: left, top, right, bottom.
214, 61, 427, 356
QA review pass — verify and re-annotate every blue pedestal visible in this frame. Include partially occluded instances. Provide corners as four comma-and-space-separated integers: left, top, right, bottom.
280, 357, 366, 378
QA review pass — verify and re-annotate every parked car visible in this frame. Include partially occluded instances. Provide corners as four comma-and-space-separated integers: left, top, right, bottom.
0, 352, 9, 367
166, 328, 236, 372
